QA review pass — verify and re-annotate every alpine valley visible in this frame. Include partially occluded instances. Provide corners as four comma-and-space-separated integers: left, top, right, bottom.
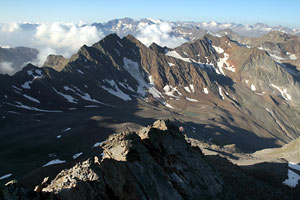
1, 18, 300, 199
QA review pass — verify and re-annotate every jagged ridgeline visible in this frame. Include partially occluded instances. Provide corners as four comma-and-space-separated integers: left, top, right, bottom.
1, 32, 300, 198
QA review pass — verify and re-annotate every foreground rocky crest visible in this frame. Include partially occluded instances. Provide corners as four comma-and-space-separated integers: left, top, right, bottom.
39, 119, 234, 200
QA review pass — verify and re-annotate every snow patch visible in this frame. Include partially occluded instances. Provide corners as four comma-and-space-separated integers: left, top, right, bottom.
119, 82, 135, 92
184, 86, 191, 93
216, 53, 235, 75
101, 80, 131, 101
53, 87, 77, 103
283, 169, 300, 188
72, 152, 83, 159
271, 84, 292, 100
168, 62, 175, 66
21, 81, 32, 89
289, 162, 300, 172
165, 50, 191, 62
61, 128, 71, 132
57, 135, 62, 139
42, 159, 66, 167
23, 94, 40, 103
116, 40, 123, 47
77, 69, 85, 74
189, 84, 195, 93
250, 84, 256, 91
8, 101, 62, 112
163, 85, 182, 99
85, 105, 99, 108
286, 52, 297, 60
0, 173, 12, 180
164, 102, 174, 109
186, 97, 198, 102
212, 45, 224, 54
93, 140, 105, 148
123, 57, 163, 99
203, 88, 209, 94
218, 87, 225, 100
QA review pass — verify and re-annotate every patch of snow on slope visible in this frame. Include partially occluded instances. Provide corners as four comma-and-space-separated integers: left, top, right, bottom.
123, 57, 163, 99
53, 87, 77, 103
189, 84, 195, 93
42, 159, 66, 167
123, 57, 148, 96
148, 87, 163, 99
168, 62, 175, 66
283, 169, 300, 188
184, 86, 191, 93
186, 97, 198, 102
77, 69, 85, 74
8, 101, 62, 112
217, 53, 235, 74
93, 140, 105, 148
65, 86, 109, 105
57, 135, 62, 139
0, 173, 12, 180
119, 82, 135, 92
212, 45, 224, 54
23, 94, 40, 103
117, 40, 123, 47
251, 84, 256, 91
203, 88, 209, 94
286, 52, 297, 60
165, 50, 191, 62
72, 152, 83, 159
163, 85, 181, 99
101, 80, 131, 101
271, 84, 292, 100
163, 102, 174, 109
21, 81, 32, 89
61, 128, 71, 132
148, 75, 155, 85
289, 162, 300, 172
218, 87, 225, 100
269, 53, 285, 61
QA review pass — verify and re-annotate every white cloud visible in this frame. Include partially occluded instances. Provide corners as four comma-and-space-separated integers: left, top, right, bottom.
136, 21, 187, 48
33, 22, 104, 59
0, 61, 15, 75
0, 45, 10, 49
31, 47, 58, 67
0, 22, 20, 32
0, 22, 105, 68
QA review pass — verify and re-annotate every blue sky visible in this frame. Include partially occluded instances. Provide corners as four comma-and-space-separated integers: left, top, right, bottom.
0, 0, 299, 28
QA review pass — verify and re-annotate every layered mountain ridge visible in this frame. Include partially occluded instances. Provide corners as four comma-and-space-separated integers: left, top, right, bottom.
1, 32, 300, 194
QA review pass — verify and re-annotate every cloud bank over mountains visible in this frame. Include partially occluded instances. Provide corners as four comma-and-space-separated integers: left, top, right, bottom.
1, 18, 300, 75
136, 21, 187, 48
0, 20, 187, 75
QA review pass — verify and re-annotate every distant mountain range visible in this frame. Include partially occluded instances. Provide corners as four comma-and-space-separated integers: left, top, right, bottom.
1, 18, 300, 75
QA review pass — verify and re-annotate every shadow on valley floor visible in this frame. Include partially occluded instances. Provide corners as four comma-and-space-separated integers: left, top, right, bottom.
0, 101, 160, 188
207, 155, 300, 199
182, 121, 281, 153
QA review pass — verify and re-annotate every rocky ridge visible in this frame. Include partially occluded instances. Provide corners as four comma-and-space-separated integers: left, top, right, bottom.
2, 120, 299, 199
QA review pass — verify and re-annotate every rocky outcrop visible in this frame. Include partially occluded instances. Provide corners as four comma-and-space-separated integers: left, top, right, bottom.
39, 120, 235, 200
43, 54, 69, 71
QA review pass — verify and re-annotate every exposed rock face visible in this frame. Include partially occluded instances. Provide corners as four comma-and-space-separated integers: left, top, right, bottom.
40, 120, 235, 200
43, 55, 69, 71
